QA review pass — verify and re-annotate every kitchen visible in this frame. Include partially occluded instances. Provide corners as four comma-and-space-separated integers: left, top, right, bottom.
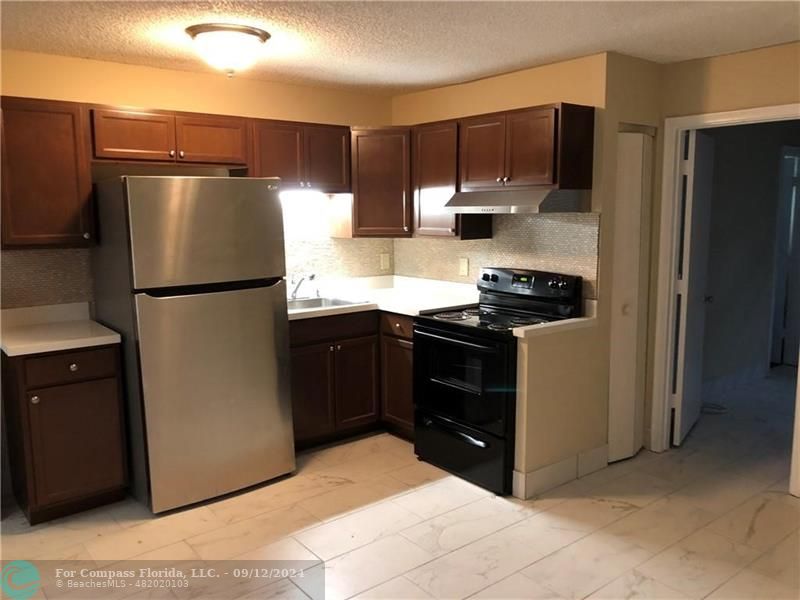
1, 3, 799, 600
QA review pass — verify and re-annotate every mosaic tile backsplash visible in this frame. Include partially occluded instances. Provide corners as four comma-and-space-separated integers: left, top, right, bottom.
1, 214, 598, 308
394, 213, 600, 298
1, 240, 392, 309
1, 248, 94, 308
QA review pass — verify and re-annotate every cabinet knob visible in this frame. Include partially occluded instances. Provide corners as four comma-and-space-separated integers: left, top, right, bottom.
179, 150, 185, 158
69, 363, 78, 372
30, 395, 40, 405
395, 323, 401, 328
329, 345, 334, 352
403, 226, 409, 232
300, 182, 305, 188
503, 176, 510, 183
336, 344, 342, 351
306, 182, 311, 188
82, 232, 91, 240
169, 150, 176, 158
496, 177, 502, 183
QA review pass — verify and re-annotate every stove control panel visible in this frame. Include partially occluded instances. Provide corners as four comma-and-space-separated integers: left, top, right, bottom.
478, 267, 581, 301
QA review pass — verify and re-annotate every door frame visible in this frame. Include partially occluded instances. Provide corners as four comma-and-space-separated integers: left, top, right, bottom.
651, 103, 800, 454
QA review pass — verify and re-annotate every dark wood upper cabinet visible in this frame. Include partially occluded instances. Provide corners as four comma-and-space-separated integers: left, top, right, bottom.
175, 114, 248, 164
92, 108, 176, 161
93, 109, 248, 165
459, 103, 594, 192
304, 125, 350, 193
413, 122, 491, 240
2, 97, 93, 247
290, 342, 336, 442
351, 127, 411, 237
252, 121, 304, 185
334, 335, 379, 429
459, 114, 506, 190
252, 121, 349, 192
505, 107, 556, 187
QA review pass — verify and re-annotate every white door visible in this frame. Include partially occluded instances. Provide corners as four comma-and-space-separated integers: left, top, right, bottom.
608, 132, 653, 461
672, 131, 715, 445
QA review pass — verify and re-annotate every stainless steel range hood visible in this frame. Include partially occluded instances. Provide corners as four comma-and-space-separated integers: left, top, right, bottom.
443, 188, 591, 214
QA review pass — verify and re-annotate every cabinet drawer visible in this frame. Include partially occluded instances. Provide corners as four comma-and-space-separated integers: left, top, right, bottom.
25, 347, 117, 389
380, 312, 414, 340
290, 311, 378, 347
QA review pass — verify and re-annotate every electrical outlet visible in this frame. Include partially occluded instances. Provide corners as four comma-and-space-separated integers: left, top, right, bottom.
380, 253, 391, 271
458, 257, 469, 277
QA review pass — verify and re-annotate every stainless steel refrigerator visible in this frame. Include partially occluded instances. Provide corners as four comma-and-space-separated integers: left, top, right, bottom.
92, 176, 294, 513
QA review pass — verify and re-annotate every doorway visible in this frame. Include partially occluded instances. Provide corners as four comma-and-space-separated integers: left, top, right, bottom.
651, 104, 800, 498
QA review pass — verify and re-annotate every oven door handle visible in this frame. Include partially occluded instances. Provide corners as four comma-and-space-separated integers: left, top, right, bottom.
414, 330, 495, 352
422, 417, 489, 449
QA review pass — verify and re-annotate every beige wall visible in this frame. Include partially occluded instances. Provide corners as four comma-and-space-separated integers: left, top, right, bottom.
662, 43, 800, 118
0, 50, 391, 126
391, 53, 607, 124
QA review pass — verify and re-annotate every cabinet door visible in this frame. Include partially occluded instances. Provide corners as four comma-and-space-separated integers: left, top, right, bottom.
291, 342, 336, 443
413, 122, 458, 237
304, 125, 350, 193
252, 121, 304, 187
381, 336, 414, 435
351, 128, 411, 237
175, 114, 248, 164
459, 114, 506, 191
92, 108, 176, 161
27, 378, 126, 506
334, 335, 379, 429
505, 107, 556, 187
2, 98, 93, 247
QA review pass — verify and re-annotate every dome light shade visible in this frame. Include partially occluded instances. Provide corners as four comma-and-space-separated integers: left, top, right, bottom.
185, 23, 270, 76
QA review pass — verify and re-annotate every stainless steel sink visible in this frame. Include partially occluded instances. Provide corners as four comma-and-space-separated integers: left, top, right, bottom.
287, 297, 364, 310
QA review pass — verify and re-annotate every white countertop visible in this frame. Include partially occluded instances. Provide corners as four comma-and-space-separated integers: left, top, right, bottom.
287, 275, 597, 338
1, 302, 121, 356
287, 275, 479, 320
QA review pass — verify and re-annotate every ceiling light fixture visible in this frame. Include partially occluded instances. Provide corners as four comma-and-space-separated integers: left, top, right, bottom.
185, 23, 270, 77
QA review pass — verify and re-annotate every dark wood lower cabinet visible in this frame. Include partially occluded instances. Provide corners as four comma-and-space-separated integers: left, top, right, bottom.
335, 336, 379, 429
289, 314, 381, 446
2, 345, 127, 524
381, 335, 414, 437
289, 312, 416, 447
290, 342, 336, 441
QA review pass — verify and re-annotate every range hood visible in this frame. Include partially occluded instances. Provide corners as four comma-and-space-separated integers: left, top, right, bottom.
443, 188, 591, 214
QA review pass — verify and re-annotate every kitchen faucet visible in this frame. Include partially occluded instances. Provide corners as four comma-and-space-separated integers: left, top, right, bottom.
290, 273, 317, 299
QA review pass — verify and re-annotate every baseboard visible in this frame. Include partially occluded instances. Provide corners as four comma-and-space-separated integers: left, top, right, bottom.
512, 444, 608, 500
578, 444, 608, 477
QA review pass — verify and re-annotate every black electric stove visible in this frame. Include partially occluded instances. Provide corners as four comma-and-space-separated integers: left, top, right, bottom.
416, 267, 583, 338
412, 267, 583, 495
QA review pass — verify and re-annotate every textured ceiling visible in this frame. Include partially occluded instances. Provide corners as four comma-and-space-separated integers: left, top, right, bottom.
1, 1, 798, 93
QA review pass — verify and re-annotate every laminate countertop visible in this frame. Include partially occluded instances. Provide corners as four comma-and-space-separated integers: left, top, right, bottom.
286, 275, 597, 339
1, 303, 120, 356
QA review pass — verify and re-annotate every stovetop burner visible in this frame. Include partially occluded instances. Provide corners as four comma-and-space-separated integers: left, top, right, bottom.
486, 323, 512, 331
509, 317, 548, 326
433, 311, 470, 321
462, 308, 488, 317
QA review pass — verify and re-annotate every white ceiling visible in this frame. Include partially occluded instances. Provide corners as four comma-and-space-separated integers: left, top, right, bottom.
1, 1, 798, 94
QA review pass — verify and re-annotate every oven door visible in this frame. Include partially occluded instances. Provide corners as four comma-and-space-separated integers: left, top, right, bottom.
413, 324, 514, 437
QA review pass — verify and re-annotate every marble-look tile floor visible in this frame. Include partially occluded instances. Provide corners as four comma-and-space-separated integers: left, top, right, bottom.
1, 367, 797, 599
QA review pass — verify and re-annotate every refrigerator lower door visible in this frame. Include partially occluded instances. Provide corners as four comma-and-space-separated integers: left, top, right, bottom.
135, 281, 294, 512
125, 176, 285, 289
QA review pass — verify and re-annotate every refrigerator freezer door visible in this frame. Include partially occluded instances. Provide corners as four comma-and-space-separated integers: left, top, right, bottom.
125, 177, 285, 289
135, 281, 294, 512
